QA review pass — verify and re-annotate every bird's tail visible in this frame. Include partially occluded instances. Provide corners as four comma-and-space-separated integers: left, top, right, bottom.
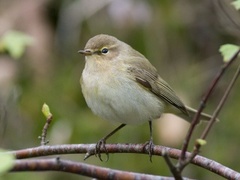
177, 106, 218, 123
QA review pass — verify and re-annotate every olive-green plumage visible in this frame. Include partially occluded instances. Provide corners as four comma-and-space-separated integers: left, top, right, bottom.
79, 34, 212, 125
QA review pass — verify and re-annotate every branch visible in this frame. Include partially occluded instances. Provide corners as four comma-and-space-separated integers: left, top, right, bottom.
11, 158, 191, 180
179, 49, 240, 163
162, 150, 183, 180
200, 63, 240, 140
179, 62, 240, 171
39, 103, 53, 146
11, 144, 240, 179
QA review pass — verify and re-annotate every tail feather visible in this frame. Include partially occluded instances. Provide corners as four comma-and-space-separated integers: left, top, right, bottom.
176, 106, 218, 123
186, 106, 216, 122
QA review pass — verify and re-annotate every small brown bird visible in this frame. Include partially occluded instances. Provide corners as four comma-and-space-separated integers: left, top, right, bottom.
79, 34, 212, 161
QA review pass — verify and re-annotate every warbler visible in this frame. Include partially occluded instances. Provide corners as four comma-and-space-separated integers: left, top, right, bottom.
79, 34, 212, 161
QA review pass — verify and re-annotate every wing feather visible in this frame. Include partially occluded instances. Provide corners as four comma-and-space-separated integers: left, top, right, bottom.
127, 59, 188, 115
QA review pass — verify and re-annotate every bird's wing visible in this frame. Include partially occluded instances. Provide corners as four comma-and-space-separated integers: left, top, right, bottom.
127, 59, 188, 115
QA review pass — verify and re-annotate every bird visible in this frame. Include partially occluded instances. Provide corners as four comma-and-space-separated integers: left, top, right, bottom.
78, 34, 213, 161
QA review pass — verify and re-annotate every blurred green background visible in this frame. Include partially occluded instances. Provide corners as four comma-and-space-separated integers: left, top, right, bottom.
0, 0, 240, 179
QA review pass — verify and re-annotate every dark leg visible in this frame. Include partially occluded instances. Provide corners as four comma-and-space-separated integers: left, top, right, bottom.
144, 121, 155, 162
96, 123, 126, 161
148, 121, 154, 161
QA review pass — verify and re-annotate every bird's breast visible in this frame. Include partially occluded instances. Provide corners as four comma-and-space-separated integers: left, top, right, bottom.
81, 61, 165, 125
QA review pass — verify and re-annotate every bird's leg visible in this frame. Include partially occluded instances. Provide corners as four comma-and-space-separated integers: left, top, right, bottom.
143, 121, 155, 162
96, 123, 126, 161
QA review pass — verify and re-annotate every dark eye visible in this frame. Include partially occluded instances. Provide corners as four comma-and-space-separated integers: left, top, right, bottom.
101, 48, 109, 54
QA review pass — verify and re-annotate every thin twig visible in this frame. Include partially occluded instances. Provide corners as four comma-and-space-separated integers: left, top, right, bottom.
39, 114, 53, 146
162, 149, 183, 180
180, 63, 240, 170
201, 64, 240, 140
179, 49, 240, 164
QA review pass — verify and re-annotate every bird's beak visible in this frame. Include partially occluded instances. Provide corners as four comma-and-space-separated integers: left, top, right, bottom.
78, 49, 93, 56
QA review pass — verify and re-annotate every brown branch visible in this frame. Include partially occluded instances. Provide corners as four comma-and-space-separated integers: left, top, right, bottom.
10, 143, 240, 179
179, 49, 240, 163
39, 113, 53, 146
162, 150, 183, 180
200, 64, 240, 140
178, 63, 240, 171
11, 158, 191, 180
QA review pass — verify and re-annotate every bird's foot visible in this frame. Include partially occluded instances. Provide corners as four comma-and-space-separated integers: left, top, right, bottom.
143, 139, 155, 162
95, 138, 109, 162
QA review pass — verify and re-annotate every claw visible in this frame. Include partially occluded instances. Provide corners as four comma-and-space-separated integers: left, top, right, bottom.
143, 139, 155, 162
143, 121, 155, 162
95, 139, 109, 162
93, 124, 126, 161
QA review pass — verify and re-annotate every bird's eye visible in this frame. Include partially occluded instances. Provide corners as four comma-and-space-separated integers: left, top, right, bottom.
101, 48, 109, 54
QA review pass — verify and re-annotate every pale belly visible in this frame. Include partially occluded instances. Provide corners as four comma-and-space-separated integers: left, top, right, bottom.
81, 70, 165, 125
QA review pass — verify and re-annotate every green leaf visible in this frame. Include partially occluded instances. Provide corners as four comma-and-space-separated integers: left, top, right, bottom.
0, 149, 15, 175
232, 0, 240, 10
196, 139, 207, 146
0, 30, 33, 59
219, 44, 240, 62
42, 103, 52, 119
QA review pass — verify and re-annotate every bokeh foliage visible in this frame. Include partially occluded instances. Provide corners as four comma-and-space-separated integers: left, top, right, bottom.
0, 0, 240, 179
